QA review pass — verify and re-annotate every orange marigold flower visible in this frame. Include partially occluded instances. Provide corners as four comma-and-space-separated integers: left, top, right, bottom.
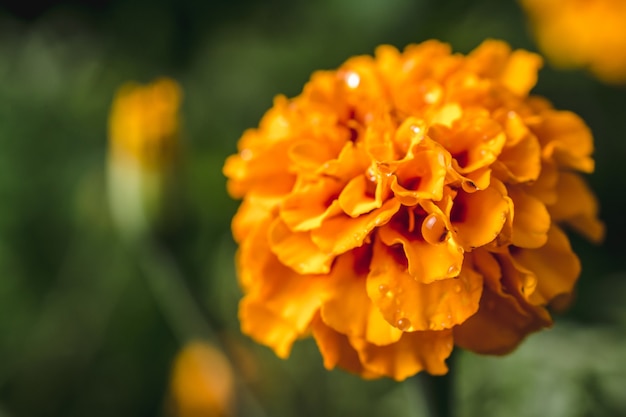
520, 0, 626, 84
223, 39, 603, 380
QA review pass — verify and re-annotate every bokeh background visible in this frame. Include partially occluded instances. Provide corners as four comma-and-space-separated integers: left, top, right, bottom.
1, 0, 625, 416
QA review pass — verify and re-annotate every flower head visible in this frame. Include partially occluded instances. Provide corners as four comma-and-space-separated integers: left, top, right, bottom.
520, 0, 626, 84
224, 40, 603, 380
107, 78, 182, 238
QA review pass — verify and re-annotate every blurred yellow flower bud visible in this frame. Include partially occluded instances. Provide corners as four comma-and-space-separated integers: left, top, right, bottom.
107, 78, 182, 239
169, 341, 236, 417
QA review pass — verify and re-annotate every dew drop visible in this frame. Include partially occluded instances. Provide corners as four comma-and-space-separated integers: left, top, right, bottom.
345, 71, 361, 89
447, 265, 460, 276
422, 213, 447, 245
454, 284, 462, 293
366, 166, 377, 183
396, 317, 412, 331
378, 284, 389, 295
410, 124, 422, 135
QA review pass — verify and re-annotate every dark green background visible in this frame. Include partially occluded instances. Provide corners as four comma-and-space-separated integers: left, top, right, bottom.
0, 0, 625, 416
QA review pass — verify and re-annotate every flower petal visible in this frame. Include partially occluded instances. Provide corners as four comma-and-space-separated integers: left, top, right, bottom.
508, 186, 551, 249
377, 210, 464, 283
366, 238, 483, 331
512, 225, 581, 306
549, 172, 605, 243
320, 250, 403, 346
499, 49, 542, 96
311, 316, 381, 379
280, 177, 344, 231
351, 330, 453, 380
452, 283, 550, 355
450, 184, 510, 250
531, 110, 595, 173
240, 256, 330, 358
312, 198, 401, 255
268, 218, 334, 274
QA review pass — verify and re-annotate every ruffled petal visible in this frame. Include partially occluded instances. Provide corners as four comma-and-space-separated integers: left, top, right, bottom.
377, 209, 464, 283
366, 238, 483, 331
240, 256, 330, 358
312, 198, 401, 255
311, 316, 381, 379
268, 218, 334, 275
499, 49, 543, 96
351, 330, 453, 381
549, 172, 605, 242
531, 110, 595, 172
512, 225, 581, 306
452, 283, 550, 355
508, 186, 551, 248
280, 177, 344, 231
320, 250, 403, 346
450, 184, 510, 249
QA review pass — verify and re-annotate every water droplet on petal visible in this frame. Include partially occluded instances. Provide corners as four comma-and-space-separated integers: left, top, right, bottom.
366, 166, 377, 183
422, 213, 448, 245
454, 284, 462, 293
410, 124, 422, 135
447, 265, 460, 276
378, 284, 389, 295
396, 317, 411, 331
345, 71, 361, 89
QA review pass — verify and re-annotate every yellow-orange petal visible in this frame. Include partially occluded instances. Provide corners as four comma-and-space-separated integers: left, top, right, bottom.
390, 145, 448, 205
453, 283, 550, 355
366, 238, 482, 331
351, 329, 453, 380
338, 174, 381, 217
549, 172, 605, 243
239, 259, 330, 358
499, 49, 543, 97
268, 218, 334, 275
224, 136, 295, 199
236, 217, 274, 292
532, 110, 595, 173
450, 184, 510, 250
311, 315, 381, 379
508, 186, 551, 249
231, 195, 276, 243
377, 212, 464, 283
428, 110, 506, 175
239, 300, 301, 359
288, 139, 342, 174
526, 161, 559, 205
512, 225, 581, 306
320, 250, 403, 346
311, 198, 401, 255
492, 130, 542, 183
279, 177, 344, 231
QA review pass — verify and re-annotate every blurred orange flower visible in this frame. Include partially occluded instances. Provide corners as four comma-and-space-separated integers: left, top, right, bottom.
520, 0, 626, 83
107, 78, 182, 237
224, 39, 603, 380
169, 341, 235, 417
